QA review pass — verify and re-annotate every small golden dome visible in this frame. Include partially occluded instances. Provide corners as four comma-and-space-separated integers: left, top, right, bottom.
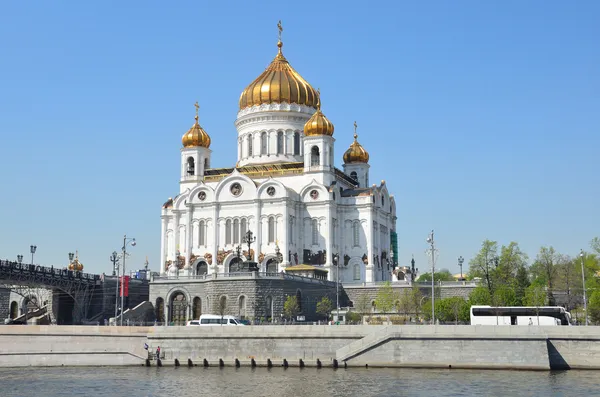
343, 126, 369, 164
304, 93, 334, 136
68, 252, 84, 272
182, 102, 211, 148
239, 38, 319, 110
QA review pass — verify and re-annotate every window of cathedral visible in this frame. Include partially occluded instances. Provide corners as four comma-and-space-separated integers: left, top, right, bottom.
248, 135, 253, 157
233, 219, 240, 244
268, 216, 276, 243
350, 171, 358, 182
192, 297, 202, 319
293, 132, 300, 155
353, 222, 360, 247
310, 190, 319, 200
310, 146, 320, 166
240, 218, 247, 240
311, 219, 319, 245
204, 158, 209, 170
226, 220, 232, 245
170, 292, 187, 325
261, 132, 268, 154
187, 157, 195, 176
353, 264, 360, 280
277, 131, 284, 154
199, 220, 206, 246
267, 186, 276, 196
238, 295, 246, 319
198, 191, 206, 201
230, 183, 242, 196
382, 196, 385, 207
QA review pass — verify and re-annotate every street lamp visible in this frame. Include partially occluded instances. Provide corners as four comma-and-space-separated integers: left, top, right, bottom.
30, 245, 37, 267
110, 251, 120, 322
580, 250, 588, 326
242, 230, 256, 261
17, 255, 23, 265
458, 256, 464, 281
120, 235, 136, 326
426, 230, 436, 324
275, 243, 283, 268
333, 253, 340, 324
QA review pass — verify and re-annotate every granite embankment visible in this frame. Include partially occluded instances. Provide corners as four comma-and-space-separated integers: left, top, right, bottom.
1, 325, 600, 370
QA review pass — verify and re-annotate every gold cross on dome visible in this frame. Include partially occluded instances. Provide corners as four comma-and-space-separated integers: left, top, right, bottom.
194, 101, 199, 119
277, 20, 283, 41
353, 121, 358, 138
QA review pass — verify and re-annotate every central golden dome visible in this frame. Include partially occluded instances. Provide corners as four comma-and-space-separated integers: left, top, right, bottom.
239, 40, 319, 110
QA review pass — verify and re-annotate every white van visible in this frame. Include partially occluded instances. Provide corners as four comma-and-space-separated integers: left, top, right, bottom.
187, 314, 245, 326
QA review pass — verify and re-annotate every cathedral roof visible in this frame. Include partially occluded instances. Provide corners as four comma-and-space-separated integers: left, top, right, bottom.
182, 102, 211, 148
238, 22, 319, 110
343, 126, 369, 164
304, 92, 334, 137
341, 187, 374, 197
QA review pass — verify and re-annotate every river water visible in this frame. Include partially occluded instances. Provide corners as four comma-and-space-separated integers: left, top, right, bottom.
0, 367, 598, 397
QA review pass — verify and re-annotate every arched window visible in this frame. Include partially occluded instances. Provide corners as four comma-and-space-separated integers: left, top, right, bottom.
187, 157, 195, 175
170, 292, 187, 325
238, 296, 246, 319
350, 171, 358, 182
155, 297, 165, 323
353, 222, 360, 247
293, 132, 300, 155
266, 296, 273, 319
240, 218, 247, 241
261, 132, 268, 154
218, 296, 227, 315
296, 290, 303, 312
192, 297, 202, 320
196, 261, 208, 276
277, 131, 284, 154
233, 219, 240, 244
311, 219, 319, 245
382, 196, 385, 207
199, 220, 206, 246
225, 220, 232, 245
310, 146, 320, 166
238, 139, 242, 159
266, 258, 278, 273
10, 301, 18, 319
268, 216, 275, 243
353, 263, 360, 280
204, 158, 209, 169
247, 135, 253, 156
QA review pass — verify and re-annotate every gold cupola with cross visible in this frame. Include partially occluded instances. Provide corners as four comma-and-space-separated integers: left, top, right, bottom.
238, 21, 319, 110
343, 122, 370, 187
182, 102, 211, 148
304, 89, 335, 137
180, 102, 212, 191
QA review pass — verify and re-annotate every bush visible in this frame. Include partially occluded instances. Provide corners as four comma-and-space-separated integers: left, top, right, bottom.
345, 311, 362, 324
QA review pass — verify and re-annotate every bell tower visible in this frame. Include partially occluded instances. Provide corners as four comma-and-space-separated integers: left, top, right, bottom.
180, 102, 211, 193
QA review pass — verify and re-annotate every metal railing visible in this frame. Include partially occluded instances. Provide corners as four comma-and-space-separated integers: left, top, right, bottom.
152, 270, 336, 287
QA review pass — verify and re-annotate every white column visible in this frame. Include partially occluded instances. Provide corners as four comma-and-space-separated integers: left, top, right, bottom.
173, 212, 180, 263
211, 205, 219, 275
281, 200, 289, 269
254, 200, 262, 266
185, 207, 192, 270
365, 207, 374, 283
325, 204, 333, 281
160, 216, 167, 275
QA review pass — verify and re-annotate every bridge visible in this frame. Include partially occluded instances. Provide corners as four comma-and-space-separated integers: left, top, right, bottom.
0, 259, 102, 324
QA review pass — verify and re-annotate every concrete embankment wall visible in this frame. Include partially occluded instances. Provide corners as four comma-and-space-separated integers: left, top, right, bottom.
2, 325, 600, 369
0, 325, 150, 367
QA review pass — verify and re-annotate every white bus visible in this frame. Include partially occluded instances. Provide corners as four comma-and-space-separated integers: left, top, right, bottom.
470, 305, 571, 326
187, 314, 245, 326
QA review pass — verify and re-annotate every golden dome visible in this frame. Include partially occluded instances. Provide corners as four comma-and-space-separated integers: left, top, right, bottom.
68, 252, 84, 272
304, 93, 334, 136
239, 39, 319, 110
182, 102, 211, 148
343, 123, 369, 164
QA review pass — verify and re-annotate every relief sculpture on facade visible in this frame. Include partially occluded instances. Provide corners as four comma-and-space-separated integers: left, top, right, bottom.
258, 252, 265, 264
203, 252, 213, 265
217, 249, 231, 265
362, 254, 368, 264
242, 249, 255, 261
344, 254, 351, 266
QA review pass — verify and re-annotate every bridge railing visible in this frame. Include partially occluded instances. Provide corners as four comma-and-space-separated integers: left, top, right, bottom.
0, 259, 101, 284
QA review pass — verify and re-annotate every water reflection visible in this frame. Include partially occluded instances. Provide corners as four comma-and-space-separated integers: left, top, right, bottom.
0, 366, 597, 397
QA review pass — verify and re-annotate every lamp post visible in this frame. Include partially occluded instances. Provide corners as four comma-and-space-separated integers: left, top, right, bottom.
30, 245, 37, 267
242, 230, 256, 261
120, 235, 136, 326
580, 249, 588, 326
110, 251, 120, 322
16, 254, 23, 319
68, 252, 75, 264
333, 253, 340, 324
17, 255, 23, 265
458, 256, 464, 281
275, 243, 283, 269
426, 230, 436, 324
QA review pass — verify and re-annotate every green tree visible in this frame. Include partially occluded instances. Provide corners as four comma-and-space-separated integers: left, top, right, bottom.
469, 240, 499, 295
397, 291, 413, 317
492, 285, 518, 307
409, 286, 423, 320
513, 264, 531, 306
438, 297, 467, 324
316, 296, 333, 321
468, 286, 492, 306
283, 295, 299, 321
524, 285, 546, 307
355, 293, 372, 319
375, 281, 397, 317
416, 269, 455, 282
588, 290, 600, 325
530, 246, 558, 289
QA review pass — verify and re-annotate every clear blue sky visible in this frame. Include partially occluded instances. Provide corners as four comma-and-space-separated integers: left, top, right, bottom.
1, 1, 598, 276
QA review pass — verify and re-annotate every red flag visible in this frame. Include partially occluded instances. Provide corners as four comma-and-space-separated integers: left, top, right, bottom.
119, 276, 130, 297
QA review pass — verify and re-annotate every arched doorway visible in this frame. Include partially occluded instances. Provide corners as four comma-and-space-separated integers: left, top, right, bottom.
10, 301, 18, 319
192, 297, 202, 320
170, 292, 187, 325
196, 261, 208, 276
266, 258, 278, 274
238, 296, 246, 319
155, 297, 165, 324
24, 296, 38, 315
229, 257, 244, 273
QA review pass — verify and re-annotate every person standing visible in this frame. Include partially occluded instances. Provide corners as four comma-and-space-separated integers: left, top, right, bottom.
156, 346, 161, 360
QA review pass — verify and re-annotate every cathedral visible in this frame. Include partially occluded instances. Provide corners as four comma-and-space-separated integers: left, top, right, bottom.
160, 26, 397, 285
